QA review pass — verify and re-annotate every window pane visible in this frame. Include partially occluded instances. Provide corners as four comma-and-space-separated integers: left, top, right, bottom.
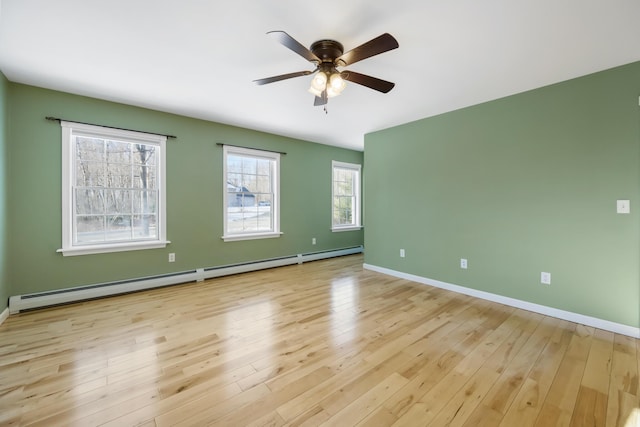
76, 216, 105, 244
237, 192, 255, 207
227, 173, 242, 188
133, 144, 156, 165
333, 208, 348, 225
256, 159, 271, 175
133, 165, 156, 189
255, 174, 271, 193
242, 175, 257, 192
226, 206, 266, 233
257, 208, 272, 231
242, 208, 259, 232
76, 161, 105, 187
106, 140, 132, 164
76, 137, 105, 162
334, 169, 353, 195
105, 165, 132, 188
338, 196, 353, 210
106, 215, 132, 241
257, 194, 272, 207
133, 190, 157, 214
334, 182, 346, 196
105, 189, 132, 215
242, 157, 257, 174
333, 196, 341, 210
75, 189, 104, 215
227, 192, 239, 207
342, 209, 352, 224
226, 208, 242, 233
227, 155, 243, 173
133, 214, 157, 239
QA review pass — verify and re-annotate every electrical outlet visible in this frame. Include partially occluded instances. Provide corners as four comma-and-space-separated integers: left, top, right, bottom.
617, 199, 630, 214
460, 258, 468, 269
541, 272, 551, 285
168, 253, 175, 262
400, 249, 405, 258
312, 238, 316, 245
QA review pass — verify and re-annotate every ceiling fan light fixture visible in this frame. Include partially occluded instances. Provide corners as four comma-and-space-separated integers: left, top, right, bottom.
328, 72, 346, 95
310, 72, 327, 91
326, 86, 340, 98
308, 85, 323, 97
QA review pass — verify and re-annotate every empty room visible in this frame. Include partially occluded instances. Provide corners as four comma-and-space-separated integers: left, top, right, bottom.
0, 1, 639, 426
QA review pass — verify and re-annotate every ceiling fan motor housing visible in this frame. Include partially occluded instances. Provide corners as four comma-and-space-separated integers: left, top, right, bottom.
310, 40, 344, 63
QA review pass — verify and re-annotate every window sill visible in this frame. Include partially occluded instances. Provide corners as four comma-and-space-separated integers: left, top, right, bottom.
222, 232, 283, 242
58, 240, 171, 256
331, 226, 363, 233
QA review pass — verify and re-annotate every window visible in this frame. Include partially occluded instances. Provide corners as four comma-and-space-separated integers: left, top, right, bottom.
58, 121, 168, 256
223, 146, 280, 241
332, 161, 361, 231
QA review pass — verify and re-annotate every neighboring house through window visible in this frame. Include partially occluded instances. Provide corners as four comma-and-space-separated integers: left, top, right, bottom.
223, 145, 280, 241
58, 121, 168, 256
332, 160, 361, 231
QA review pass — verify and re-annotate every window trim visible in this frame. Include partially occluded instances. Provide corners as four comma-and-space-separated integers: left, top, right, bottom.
331, 160, 362, 232
58, 121, 169, 256
222, 145, 281, 242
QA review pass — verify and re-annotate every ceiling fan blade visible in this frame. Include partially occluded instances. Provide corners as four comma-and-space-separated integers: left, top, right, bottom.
336, 33, 399, 67
341, 70, 395, 93
314, 90, 328, 106
267, 31, 321, 64
253, 70, 314, 85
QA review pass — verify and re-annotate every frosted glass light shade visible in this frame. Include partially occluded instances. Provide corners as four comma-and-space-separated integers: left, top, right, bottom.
327, 73, 346, 98
310, 72, 327, 91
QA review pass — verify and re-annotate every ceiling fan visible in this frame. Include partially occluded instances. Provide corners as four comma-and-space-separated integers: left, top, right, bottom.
254, 31, 399, 107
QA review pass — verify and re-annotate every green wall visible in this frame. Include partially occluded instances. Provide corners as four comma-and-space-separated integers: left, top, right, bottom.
364, 61, 640, 328
6, 83, 363, 295
0, 72, 8, 311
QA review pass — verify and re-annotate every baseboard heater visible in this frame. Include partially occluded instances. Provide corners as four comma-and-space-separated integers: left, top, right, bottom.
9, 245, 363, 314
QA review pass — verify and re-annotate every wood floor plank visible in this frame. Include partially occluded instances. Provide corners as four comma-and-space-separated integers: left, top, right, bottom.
401, 309, 543, 424
319, 372, 408, 426
216, 365, 337, 426
472, 316, 560, 419
534, 324, 595, 426
605, 334, 639, 427
581, 329, 615, 394
284, 405, 332, 427
499, 320, 575, 426
381, 310, 513, 420
568, 328, 614, 427
428, 366, 501, 427
355, 405, 399, 427
102, 375, 247, 427
570, 385, 608, 427
155, 382, 261, 426
0, 254, 637, 426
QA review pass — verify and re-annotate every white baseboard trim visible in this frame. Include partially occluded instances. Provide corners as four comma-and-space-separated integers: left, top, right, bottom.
0, 307, 8, 326
8, 246, 363, 314
363, 263, 640, 339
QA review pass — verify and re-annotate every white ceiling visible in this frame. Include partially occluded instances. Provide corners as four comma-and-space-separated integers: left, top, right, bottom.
1, 1, 639, 151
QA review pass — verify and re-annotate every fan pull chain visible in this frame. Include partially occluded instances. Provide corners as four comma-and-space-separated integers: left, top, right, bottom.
324, 105, 328, 114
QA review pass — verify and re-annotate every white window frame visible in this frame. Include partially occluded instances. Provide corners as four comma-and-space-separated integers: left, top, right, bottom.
222, 145, 281, 242
332, 160, 362, 232
58, 121, 169, 256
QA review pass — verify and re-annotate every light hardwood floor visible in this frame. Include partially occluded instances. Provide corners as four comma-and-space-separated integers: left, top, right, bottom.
0, 254, 638, 426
